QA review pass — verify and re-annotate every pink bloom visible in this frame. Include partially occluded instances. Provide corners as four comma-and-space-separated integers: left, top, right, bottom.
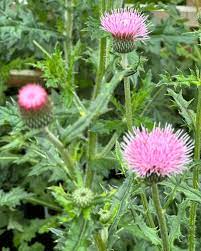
122, 124, 193, 177
101, 8, 149, 41
18, 83, 48, 111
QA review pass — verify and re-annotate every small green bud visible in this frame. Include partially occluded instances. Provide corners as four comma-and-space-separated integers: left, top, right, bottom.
99, 209, 112, 224
72, 187, 94, 208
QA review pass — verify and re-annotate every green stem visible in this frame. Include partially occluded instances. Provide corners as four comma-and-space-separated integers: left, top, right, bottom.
122, 54, 155, 231
92, 0, 107, 100
107, 0, 113, 9
44, 127, 76, 182
73, 218, 88, 251
87, 0, 107, 188
122, 54, 132, 131
151, 183, 170, 251
33, 40, 51, 58
85, 131, 97, 188
189, 86, 201, 251
26, 197, 61, 212
64, 0, 74, 64
140, 191, 156, 229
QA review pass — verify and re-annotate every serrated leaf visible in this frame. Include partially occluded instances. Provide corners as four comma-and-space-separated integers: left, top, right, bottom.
162, 178, 201, 203
168, 89, 195, 129
169, 199, 189, 248
123, 215, 161, 246
62, 69, 130, 142
0, 187, 32, 208
63, 217, 89, 251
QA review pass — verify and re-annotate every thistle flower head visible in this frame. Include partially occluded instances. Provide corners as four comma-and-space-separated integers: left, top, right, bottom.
18, 83, 48, 111
72, 187, 94, 208
18, 83, 53, 129
121, 124, 193, 180
101, 8, 149, 53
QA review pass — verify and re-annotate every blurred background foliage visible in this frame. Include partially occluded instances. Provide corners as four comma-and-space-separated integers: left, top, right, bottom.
0, 0, 200, 250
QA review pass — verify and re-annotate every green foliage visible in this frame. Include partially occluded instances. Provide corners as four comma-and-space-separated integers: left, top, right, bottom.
167, 89, 196, 130
0, 187, 32, 208
0, 0, 62, 61
123, 215, 161, 246
1, 0, 201, 250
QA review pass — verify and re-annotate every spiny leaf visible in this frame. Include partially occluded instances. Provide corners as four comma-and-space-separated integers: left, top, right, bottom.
168, 89, 195, 130
62, 69, 130, 142
162, 177, 201, 203
0, 187, 32, 208
123, 215, 161, 246
108, 173, 134, 249
169, 199, 189, 248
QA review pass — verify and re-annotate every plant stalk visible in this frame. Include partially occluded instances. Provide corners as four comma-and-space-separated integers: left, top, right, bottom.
26, 197, 61, 212
85, 131, 97, 188
122, 54, 155, 230
86, 0, 107, 188
64, 0, 74, 64
140, 191, 156, 229
152, 182, 170, 251
122, 54, 132, 131
92, 0, 107, 100
188, 86, 201, 251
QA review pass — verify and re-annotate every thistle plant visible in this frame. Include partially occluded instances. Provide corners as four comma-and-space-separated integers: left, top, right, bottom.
1, 1, 201, 251
122, 124, 193, 251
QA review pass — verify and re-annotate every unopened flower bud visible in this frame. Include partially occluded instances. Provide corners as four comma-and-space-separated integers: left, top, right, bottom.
18, 83, 53, 129
72, 187, 94, 208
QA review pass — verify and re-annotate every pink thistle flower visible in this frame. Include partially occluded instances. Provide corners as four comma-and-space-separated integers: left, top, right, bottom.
18, 83, 53, 129
121, 124, 193, 179
101, 8, 149, 53
18, 83, 48, 111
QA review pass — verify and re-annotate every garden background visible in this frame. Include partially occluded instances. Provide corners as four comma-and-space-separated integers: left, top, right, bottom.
1, 0, 201, 250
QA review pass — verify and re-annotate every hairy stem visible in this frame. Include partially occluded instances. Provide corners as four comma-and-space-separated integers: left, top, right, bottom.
86, 0, 107, 188
85, 131, 97, 188
152, 183, 170, 251
122, 54, 132, 131
122, 54, 155, 231
73, 218, 88, 251
92, 0, 107, 100
26, 197, 61, 212
140, 191, 156, 229
188, 86, 201, 251
64, 0, 74, 64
